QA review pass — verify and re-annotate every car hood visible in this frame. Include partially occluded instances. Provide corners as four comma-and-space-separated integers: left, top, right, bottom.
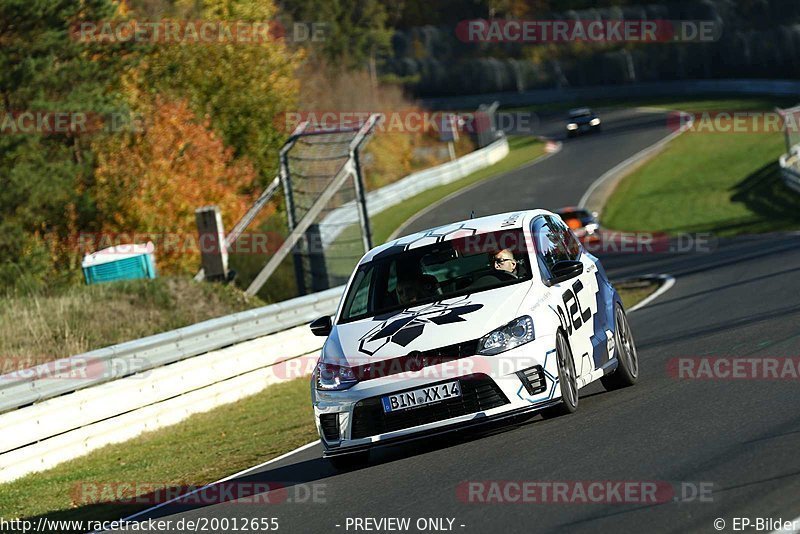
324, 282, 535, 367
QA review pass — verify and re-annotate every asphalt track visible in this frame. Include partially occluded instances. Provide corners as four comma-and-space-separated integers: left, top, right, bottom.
108, 108, 800, 533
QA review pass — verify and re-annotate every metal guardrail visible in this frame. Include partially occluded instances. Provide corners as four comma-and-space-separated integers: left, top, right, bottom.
0, 286, 345, 415
318, 136, 510, 247
780, 152, 800, 194
419, 79, 800, 110
0, 323, 329, 482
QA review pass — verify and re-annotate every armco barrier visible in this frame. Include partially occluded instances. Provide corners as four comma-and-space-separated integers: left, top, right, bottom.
318, 135, 509, 247
0, 286, 344, 415
420, 79, 800, 110
0, 321, 336, 482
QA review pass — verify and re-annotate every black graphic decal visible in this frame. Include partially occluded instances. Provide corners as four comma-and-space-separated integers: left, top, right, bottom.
358, 297, 484, 356
554, 279, 592, 338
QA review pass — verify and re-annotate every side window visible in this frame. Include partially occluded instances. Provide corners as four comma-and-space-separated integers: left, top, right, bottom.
531, 216, 570, 278
551, 217, 582, 260
386, 261, 398, 294
343, 267, 373, 319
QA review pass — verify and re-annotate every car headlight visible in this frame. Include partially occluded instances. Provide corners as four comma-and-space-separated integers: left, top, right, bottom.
590, 118, 601, 126
315, 362, 358, 391
567, 123, 578, 130
478, 316, 535, 355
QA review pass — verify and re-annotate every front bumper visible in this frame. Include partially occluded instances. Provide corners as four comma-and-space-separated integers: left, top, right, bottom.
311, 336, 562, 456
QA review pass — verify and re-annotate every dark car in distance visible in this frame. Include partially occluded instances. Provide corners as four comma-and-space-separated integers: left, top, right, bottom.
566, 108, 602, 137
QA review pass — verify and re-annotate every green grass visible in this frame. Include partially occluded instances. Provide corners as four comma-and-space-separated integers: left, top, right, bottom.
0, 278, 266, 369
0, 280, 653, 525
0, 377, 317, 524
617, 281, 660, 309
603, 131, 800, 235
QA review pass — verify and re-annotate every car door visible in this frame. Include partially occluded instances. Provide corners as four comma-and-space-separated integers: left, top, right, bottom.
531, 216, 593, 378
549, 215, 603, 377
536, 215, 599, 378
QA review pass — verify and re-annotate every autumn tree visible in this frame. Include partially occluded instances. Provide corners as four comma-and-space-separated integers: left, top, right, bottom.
140, 0, 301, 185
0, 0, 142, 290
91, 98, 257, 274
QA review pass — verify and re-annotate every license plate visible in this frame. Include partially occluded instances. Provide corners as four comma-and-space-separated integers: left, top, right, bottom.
381, 381, 461, 413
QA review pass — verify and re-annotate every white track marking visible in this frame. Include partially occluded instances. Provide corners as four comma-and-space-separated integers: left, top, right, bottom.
627, 274, 676, 313
99, 440, 320, 532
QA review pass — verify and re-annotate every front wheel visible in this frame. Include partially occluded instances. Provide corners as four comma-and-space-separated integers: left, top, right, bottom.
601, 304, 639, 391
542, 331, 579, 418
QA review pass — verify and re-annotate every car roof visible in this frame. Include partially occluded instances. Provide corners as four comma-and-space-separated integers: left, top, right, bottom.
360, 209, 552, 264
568, 107, 592, 116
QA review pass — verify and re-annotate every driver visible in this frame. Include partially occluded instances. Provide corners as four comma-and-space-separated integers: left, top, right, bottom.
396, 274, 439, 305
396, 276, 424, 304
492, 248, 518, 277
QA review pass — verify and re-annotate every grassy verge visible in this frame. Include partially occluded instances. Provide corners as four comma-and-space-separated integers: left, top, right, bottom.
0, 285, 655, 525
0, 378, 317, 524
617, 280, 660, 309
602, 124, 800, 236
0, 278, 265, 369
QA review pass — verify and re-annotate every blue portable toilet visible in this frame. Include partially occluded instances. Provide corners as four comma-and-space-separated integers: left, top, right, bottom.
82, 242, 157, 285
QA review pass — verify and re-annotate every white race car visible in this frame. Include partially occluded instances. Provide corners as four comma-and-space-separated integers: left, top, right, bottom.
309, 210, 638, 468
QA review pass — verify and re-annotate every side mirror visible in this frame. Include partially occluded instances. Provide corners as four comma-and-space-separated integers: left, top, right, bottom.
548, 260, 584, 286
310, 316, 333, 337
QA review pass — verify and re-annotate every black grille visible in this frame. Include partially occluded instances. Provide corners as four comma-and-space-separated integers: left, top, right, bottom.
350, 374, 509, 439
516, 365, 546, 395
352, 339, 480, 381
320, 413, 340, 441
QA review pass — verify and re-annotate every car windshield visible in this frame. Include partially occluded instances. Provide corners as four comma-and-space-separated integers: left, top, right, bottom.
569, 110, 592, 119
339, 229, 532, 322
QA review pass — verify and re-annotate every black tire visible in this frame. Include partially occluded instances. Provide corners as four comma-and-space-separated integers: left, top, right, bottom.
601, 304, 639, 391
328, 451, 369, 470
541, 331, 579, 418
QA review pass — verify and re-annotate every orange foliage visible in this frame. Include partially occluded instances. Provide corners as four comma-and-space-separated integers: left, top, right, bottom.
92, 98, 257, 274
